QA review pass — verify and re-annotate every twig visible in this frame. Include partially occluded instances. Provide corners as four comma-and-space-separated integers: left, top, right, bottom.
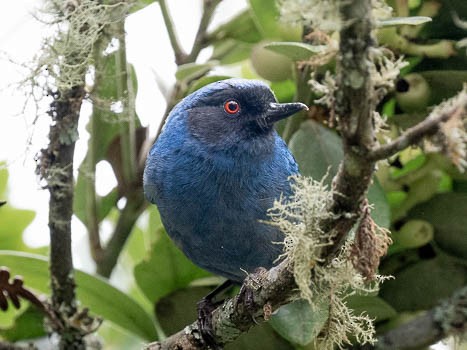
97, 191, 147, 277
158, 0, 188, 65
185, 0, 222, 63
368, 90, 467, 161
359, 285, 467, 349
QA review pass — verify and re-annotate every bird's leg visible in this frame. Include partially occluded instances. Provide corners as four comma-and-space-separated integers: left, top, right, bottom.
197, 279, 234, 348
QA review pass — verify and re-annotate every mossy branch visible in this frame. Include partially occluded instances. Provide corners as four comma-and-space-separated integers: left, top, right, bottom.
358, 285, 467, 349
39, 86, 86, 349
368, 88, 467, 161
145, 261, 297, 350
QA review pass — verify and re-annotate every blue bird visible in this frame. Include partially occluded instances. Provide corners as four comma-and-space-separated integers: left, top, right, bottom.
143, 78, 307, 284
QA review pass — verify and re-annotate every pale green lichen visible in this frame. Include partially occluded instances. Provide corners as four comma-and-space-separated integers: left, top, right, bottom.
277, 0, 342, 32
32, 0, 130, 92
277, 0, 392, 33
424, 86, 467, 172
268, 175, 334, 303
268, 176, 391, 349
369, 48, 408, 103
311, 242, 390, 349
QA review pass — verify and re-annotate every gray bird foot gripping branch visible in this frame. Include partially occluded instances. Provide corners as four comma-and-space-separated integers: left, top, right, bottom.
197, 297, 223, 349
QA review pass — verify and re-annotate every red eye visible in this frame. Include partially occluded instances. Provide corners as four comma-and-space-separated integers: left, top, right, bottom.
224, 100, 240, 114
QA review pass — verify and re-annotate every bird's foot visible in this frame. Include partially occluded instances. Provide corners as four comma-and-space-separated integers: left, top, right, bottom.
238, 267, 268, 323
197, 297, 223, 349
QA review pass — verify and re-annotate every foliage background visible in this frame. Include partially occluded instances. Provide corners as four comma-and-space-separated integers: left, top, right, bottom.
0, 0, 466, 349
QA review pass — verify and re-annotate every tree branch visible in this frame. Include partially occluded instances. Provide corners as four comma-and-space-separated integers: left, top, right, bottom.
368, 89, 467, 161
39, 85, 86, 348
359, 285, 467, 349
97, 191, 147, 277
145, 261, 297, 349
322, 0, 376, 259
185, 0, 222, 63
158, 0, 188, 65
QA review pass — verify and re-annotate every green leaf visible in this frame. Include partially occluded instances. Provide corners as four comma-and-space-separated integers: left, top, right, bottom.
289, 120, 342, 183
367, 179, 391, 228
346, 295, 397, 321
420, 71, 467, 106
211, 40, 252, 65
380, 255, 466, 311
408, 193, 467, 260
248, 0, 281, 39
264, 42, 325, 61
0, 251, 157, 341
0, 306, 46, 342
270, 299, 329, 346
210, 10, 262, 43
270, 80, 297, 103
134, 230, 211, 303
289, 120, 390, 227
74, 180, 118, 225
0, 205, 35, 251
0, 295, 30, 329
376, 16, 432, 27
0, 162, 8, 197
227, 323, 293, 350
0, 165, 39, 253
175, 62, 217, 82
390, 154, 427, 179
156, 286, 212, 335
389, 220, 434, 255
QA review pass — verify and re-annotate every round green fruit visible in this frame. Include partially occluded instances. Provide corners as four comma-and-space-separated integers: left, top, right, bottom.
395, 73, 431, 112
392, 219, 434, 249
250, 42, 293, 82
278, 22, 303, 41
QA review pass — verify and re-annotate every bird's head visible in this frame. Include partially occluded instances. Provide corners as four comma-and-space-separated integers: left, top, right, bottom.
174, 78, 307, 147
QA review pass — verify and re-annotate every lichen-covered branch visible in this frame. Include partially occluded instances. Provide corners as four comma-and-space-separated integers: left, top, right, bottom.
322, 0, 376, 259
39, 86, 86, 349
144, 261, 297, 350
368, 88, 467, 161
32, 0, 129, 347
358, 285, 467, 349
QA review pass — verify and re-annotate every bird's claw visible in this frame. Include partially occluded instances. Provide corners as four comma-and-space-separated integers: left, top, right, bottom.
238, 267, 268, 324
197, 297, 223, 349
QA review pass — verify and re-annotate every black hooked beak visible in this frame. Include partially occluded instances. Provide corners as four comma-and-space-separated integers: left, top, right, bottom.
264, 102, 308, 124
